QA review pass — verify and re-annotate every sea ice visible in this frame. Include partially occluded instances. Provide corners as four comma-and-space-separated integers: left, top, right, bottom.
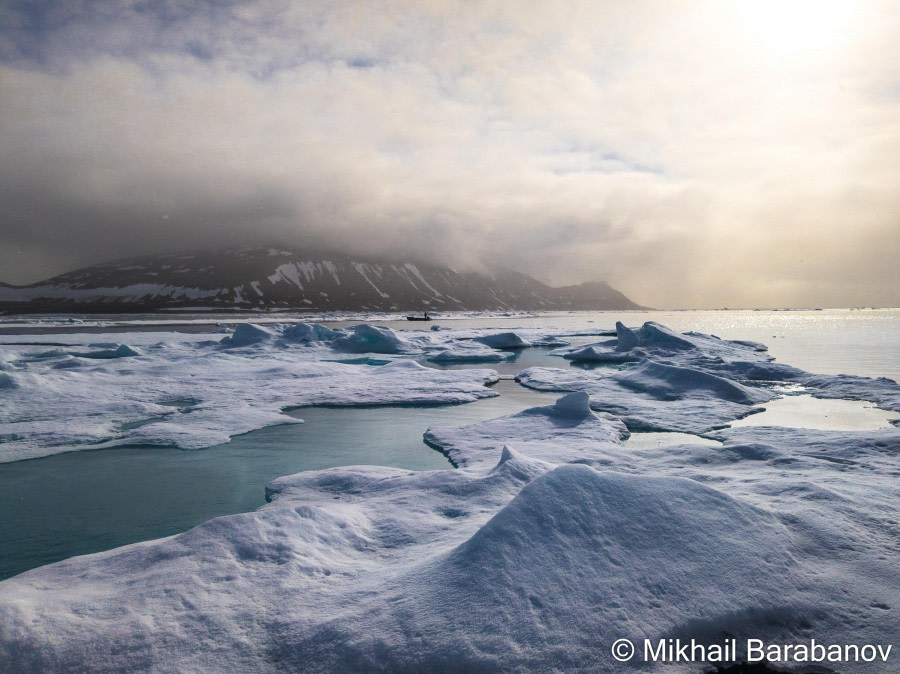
0, 326, 500, 462
425, 391, 628, 469
426, 342, 511, 363
2, 425, 895, 671
218, 322, 277, 347
280, 322, 342, 343
557, 321, 771, 371
516, 364, 772, 433
615, 320, 640, 350
473, 331, 530, 348
73, 343, 142, 358
332, 324, 413, 353
1, 321, 898, 672
525, 321, 898, 433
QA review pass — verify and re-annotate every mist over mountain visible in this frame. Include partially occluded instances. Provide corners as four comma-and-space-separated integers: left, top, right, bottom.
0, 247, 643, 313
3, 3, 899, 308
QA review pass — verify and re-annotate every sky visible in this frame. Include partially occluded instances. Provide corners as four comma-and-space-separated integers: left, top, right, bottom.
1, 0, 898, 308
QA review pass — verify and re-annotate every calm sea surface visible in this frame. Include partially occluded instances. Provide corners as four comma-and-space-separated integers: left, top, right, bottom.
3, 308, 895, 379
0, 309, 896, 580
373, 309, 898, 382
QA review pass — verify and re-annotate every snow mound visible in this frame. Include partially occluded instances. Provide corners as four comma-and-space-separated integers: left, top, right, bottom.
473, 332, 530, 349
632, 320, 698, 349
719, 442, 787, 461
333, 325, 409, 354
425, 392, 627, 470
441, 465, 797, 617
559, 323, 899, 420
426, 343, 510, 363
519, 324, 786, 434
564, 344, 638, 363
558, 322, 775, 380
550, 390, 592, 417
723, 360, 808, 381
614, 360, 768, 404
572, 320, 698, 354
371, 359, 427, 373
517, 362, 774, 434
24, 348, 68, 361
491, 444, 523, 471
280, 322, 341, 343
312, 466, 803, 671
72, 344, 141, 359
615, 320, 640, 351
218, 323, 276, 348
51, 358, 83, 369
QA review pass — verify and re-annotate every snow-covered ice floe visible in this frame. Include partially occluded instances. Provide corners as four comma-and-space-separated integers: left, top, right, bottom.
0, 321, 898, 672
0, 324, 501, 462
0, 323, 587, 462
425, 391, 630, 469
526, 321, 900, 433
426, 342, 512, 363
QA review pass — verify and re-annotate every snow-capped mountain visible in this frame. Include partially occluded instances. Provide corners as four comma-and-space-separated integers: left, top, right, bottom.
0, 248, 643, 312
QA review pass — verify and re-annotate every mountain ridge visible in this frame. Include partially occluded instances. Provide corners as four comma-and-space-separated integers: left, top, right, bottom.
0, 247, 644, 313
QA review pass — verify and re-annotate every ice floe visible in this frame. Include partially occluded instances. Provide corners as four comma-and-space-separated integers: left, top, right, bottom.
526, 321, 898, 433
425, 391, 628, 469
425, 342, 511, 363
217, 322, 277, 347
281, 322, 342, 343
516, 365, 772, 434
332, 324, 415, 353
0, 327, 500, 462
473, 331, 530, 348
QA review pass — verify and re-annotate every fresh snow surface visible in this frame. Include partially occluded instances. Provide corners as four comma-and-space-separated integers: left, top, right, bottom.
0, 322, 898, 672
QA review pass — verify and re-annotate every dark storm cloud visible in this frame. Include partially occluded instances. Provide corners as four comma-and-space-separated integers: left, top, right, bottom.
1, 1, 898, 307
1, 167, 299, 278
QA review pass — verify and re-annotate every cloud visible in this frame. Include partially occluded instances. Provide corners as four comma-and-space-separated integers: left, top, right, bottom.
1, 0, 898, 308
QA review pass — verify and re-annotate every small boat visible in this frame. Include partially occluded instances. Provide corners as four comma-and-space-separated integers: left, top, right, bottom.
406, 312, 432, 321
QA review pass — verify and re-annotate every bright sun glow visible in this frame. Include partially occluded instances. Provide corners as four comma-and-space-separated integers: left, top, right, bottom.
734, 0, 861, 57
